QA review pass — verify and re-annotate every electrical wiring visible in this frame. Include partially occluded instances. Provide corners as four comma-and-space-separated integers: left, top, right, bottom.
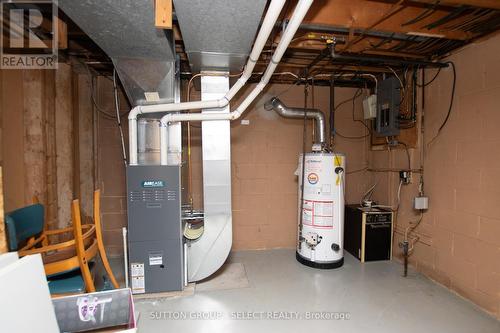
416, 67, 441, 87
351, 88, 372, 134
373, 179, 403, 211
85, 64, 129, 120
360, 182, 378, 207
405, 211, 424, 242
401, 0, 440, 26
368, 168, 422, 173
113, 69, 128, 166
427, 61, 456, 146
335, 131, 370, 139
333, 88, 363, 111
397, 141, 411, 170
333, 88, 371, 139
346, 166, 369, 174
386, 66, 405, 95
313, 73, 378, 92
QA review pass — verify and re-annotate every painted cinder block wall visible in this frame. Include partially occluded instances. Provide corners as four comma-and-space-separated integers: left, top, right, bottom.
95, 80, 371, 255
371, 33, 500, 318
186, 83, 371, 250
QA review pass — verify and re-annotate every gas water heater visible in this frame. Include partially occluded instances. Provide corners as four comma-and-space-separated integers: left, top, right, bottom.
297, 152, 345, 268
266, 97, 345, 269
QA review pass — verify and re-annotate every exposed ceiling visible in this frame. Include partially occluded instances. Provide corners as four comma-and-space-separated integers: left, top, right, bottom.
25, 0, 500, 86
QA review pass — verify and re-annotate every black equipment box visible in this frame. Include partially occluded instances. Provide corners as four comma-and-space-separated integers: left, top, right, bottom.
344, 205, 393, 262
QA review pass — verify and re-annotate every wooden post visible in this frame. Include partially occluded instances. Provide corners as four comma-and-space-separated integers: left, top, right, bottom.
55, 63, 74, 228
57, 17, 68, 49
0, 169, 7, 254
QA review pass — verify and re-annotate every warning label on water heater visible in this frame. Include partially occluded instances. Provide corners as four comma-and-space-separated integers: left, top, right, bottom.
302, 200, 334, 228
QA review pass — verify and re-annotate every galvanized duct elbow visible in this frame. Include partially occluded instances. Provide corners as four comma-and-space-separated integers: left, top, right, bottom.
266, 97, 326, 146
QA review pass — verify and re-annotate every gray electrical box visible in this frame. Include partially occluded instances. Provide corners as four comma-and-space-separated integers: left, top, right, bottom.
375, 76, 401, 136
126, 165, 184, 294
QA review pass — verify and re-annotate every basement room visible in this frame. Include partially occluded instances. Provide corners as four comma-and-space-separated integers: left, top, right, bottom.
0, 0, 499, 332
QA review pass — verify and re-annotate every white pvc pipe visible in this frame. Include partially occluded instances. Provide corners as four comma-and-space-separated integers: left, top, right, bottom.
129, 118, 138, 165
161, 0, 313, 127
122, 227, 129, 288
157, 0, 313, 156
160, 124, 168, 165
128, 0, 286, 165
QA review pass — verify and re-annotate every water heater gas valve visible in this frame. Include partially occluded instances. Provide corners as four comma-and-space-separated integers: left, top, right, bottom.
304, 232, 321, 247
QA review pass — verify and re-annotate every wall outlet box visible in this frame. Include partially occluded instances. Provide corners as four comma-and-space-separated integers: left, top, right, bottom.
414, 196, 429, 210
363, 94, 377, 119
241, 119, 250, 125
399, 170, 411, 184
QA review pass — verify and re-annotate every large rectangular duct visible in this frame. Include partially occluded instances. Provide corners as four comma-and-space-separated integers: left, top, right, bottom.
173, 0, 267, 72
58, 0, 176, 106
187, 75, 232, 282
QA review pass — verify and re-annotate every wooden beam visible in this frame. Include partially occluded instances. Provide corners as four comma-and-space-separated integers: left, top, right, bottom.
298, 0, 475, 41
0, 169, 6, 254
408, 0, 500, 9
155, 0, 173, 29
57, 16, 68, 49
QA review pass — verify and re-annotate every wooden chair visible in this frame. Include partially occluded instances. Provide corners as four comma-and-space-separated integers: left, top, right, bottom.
5, 195, 66, 252
15, 190, 119, 296
4, 203, 45, 252
92, 189, 120, 290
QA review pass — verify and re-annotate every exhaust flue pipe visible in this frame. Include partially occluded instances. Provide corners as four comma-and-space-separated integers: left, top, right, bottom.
265, 97, 326, 146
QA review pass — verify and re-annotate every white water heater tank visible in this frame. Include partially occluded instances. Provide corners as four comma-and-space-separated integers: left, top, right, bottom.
296, 152, 345, 268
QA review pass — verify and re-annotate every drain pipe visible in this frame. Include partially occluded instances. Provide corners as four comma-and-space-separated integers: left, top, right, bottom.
265, 97, 326, 146
158, 0, 314, 164
129, 0, 287, 165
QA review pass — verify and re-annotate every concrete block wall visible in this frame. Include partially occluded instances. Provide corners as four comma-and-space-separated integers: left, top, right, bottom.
94, 81, 371, 253
371, 34, 500, 318
95, 76, 130, 257
187, 83, 371, 250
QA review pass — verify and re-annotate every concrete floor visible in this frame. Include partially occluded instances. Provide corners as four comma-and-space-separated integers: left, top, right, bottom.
135, 249, 500, 333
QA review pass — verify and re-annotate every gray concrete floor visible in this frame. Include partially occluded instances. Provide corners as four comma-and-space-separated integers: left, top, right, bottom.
134, 249, 500, 333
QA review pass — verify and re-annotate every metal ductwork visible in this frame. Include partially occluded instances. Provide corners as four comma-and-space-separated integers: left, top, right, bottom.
265, 97, 326, 145
58, 0, 176, 106
173, 0, 267, 72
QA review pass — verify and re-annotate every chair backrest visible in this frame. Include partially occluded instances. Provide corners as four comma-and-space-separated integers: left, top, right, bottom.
5, 204, 44, 251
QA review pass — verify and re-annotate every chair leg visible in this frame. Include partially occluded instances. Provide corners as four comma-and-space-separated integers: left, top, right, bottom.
72, 199, 96, 293
94, 190, 120, 289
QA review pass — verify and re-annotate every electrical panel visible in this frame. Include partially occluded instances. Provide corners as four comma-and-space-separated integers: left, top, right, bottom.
375, 77, 401, 136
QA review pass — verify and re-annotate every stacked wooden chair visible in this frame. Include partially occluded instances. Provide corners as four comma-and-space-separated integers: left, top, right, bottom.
4, 190, 119, 296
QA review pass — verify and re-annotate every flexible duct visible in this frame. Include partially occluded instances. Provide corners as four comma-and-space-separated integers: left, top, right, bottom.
265, 97, 326, 146
129, 0, 287, 165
